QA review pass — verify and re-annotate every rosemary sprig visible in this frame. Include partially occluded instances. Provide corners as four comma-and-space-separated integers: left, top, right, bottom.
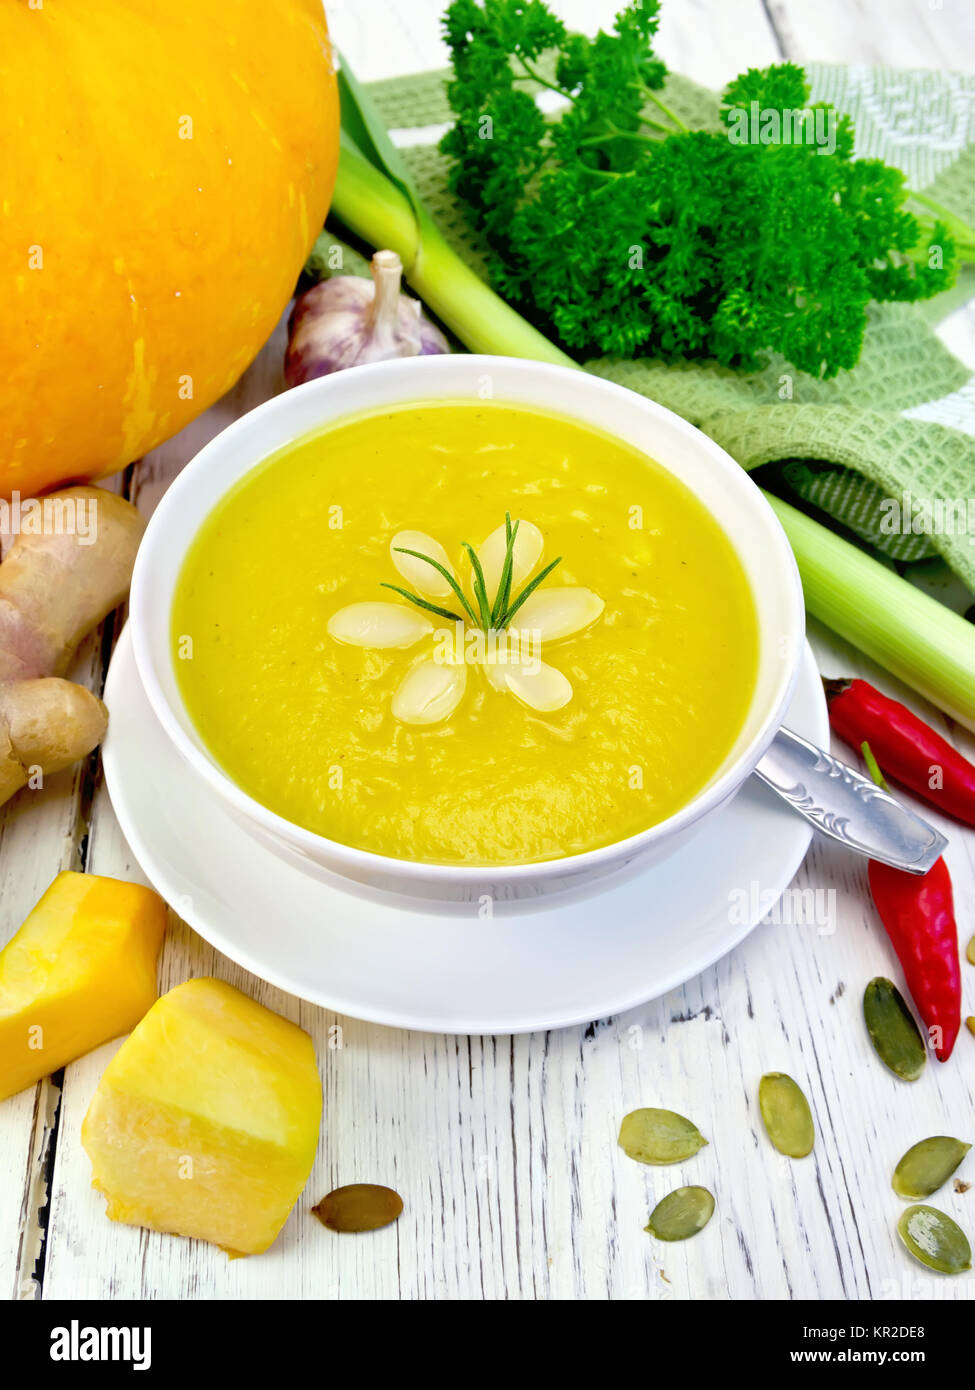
387, 518, 562, 632
462, 542, 493, 630
491, 513, 519, 626
391, 546, 479, 627
379, 583, 465, 624
502, 557, 563, 626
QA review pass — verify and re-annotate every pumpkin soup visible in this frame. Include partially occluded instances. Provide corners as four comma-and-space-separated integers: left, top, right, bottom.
171, 401, 758, 865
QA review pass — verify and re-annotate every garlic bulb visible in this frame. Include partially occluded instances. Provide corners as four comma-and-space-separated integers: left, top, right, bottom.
284, 249, 450, 386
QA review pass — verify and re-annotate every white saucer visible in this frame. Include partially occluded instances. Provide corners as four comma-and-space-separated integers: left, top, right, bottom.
102, 626, 827, 1034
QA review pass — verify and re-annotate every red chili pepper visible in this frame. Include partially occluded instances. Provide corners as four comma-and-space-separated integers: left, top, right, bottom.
825, 678, 975, 829
867, 857, 962, 1062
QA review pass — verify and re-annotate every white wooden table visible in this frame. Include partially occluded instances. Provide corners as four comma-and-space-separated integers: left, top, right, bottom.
3, 0, 975, 1302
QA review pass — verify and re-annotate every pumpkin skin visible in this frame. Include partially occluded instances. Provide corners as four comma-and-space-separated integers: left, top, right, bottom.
1, 0, 339, 498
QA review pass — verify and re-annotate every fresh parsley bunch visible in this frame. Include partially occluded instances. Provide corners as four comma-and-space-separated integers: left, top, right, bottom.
440, 0, 959, 377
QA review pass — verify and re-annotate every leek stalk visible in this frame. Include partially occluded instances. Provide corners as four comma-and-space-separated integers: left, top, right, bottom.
766, 497, 975, 730
333, 141, 571, 365
330, 118, 975, 730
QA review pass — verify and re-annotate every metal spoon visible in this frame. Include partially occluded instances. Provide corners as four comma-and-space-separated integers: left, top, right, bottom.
754, 726, 947, 874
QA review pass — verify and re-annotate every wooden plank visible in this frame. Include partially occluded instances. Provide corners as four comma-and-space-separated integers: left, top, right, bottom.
768, 0, 975, 68
653, 0, 781, 87
0, 763, 83, 1301
0, 480, 124, 1300
326, 0, 782, 90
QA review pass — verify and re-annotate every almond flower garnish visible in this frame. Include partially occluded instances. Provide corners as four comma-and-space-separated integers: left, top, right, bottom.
327, 515, 604, 726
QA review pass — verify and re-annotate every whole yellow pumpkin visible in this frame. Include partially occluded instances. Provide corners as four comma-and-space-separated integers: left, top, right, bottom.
1, 0, 339, 498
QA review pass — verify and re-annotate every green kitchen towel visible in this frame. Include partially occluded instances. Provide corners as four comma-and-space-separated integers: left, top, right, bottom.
352, 63, 975, 590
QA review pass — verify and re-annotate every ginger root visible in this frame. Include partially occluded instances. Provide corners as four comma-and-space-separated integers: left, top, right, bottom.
0, 678, 108, 804
0, 485, 143, 807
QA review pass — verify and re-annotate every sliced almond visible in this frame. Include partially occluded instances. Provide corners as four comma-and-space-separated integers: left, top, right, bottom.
511, 586, 604, 644
495, 655, 573, 712
478, 519, 544, 601
392, 657, 467, 725
390, 530, 456, 599
481, 646, 514, 693
327, 601, 432, 649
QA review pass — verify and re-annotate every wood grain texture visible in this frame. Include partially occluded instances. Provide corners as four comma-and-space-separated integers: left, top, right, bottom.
3, 0, 975, 1301
766, 0, 975, 69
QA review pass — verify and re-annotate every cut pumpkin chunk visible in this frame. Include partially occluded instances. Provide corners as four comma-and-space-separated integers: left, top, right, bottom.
81, 978, 321, 1257
0, 871, 165, 1103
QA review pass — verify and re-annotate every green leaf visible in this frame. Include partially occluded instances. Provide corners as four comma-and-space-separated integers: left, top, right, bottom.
337, 54, 420, 218
437, 3, 961, 378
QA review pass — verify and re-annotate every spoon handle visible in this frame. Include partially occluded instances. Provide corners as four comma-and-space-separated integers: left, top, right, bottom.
754, 726, 947, 874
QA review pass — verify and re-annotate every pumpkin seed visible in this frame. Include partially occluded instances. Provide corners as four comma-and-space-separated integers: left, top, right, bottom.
893, 1137, 971, 1199
312, 1184, 403, 1233
967, 934, 974, 966
863, 977, 927, 1081
967, 1017, 975, 1038
897, 1205, 972, 1275
645, 1185, 715, 1241
618, 1108, 708, 1165
758, 1072, 815, 1157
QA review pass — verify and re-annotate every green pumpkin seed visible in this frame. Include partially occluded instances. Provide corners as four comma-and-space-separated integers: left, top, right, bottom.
893, 1137, 971, 1200
312, 1184, 403, 1233
618, 1108, 708, 1165
758, 1073, 815, 1157
863, 977, 927, 1081
645, 1185, 715, 1241
967, 934, 974, 966
967, 1017, 975, 1038
897, 1205, 972, 1275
